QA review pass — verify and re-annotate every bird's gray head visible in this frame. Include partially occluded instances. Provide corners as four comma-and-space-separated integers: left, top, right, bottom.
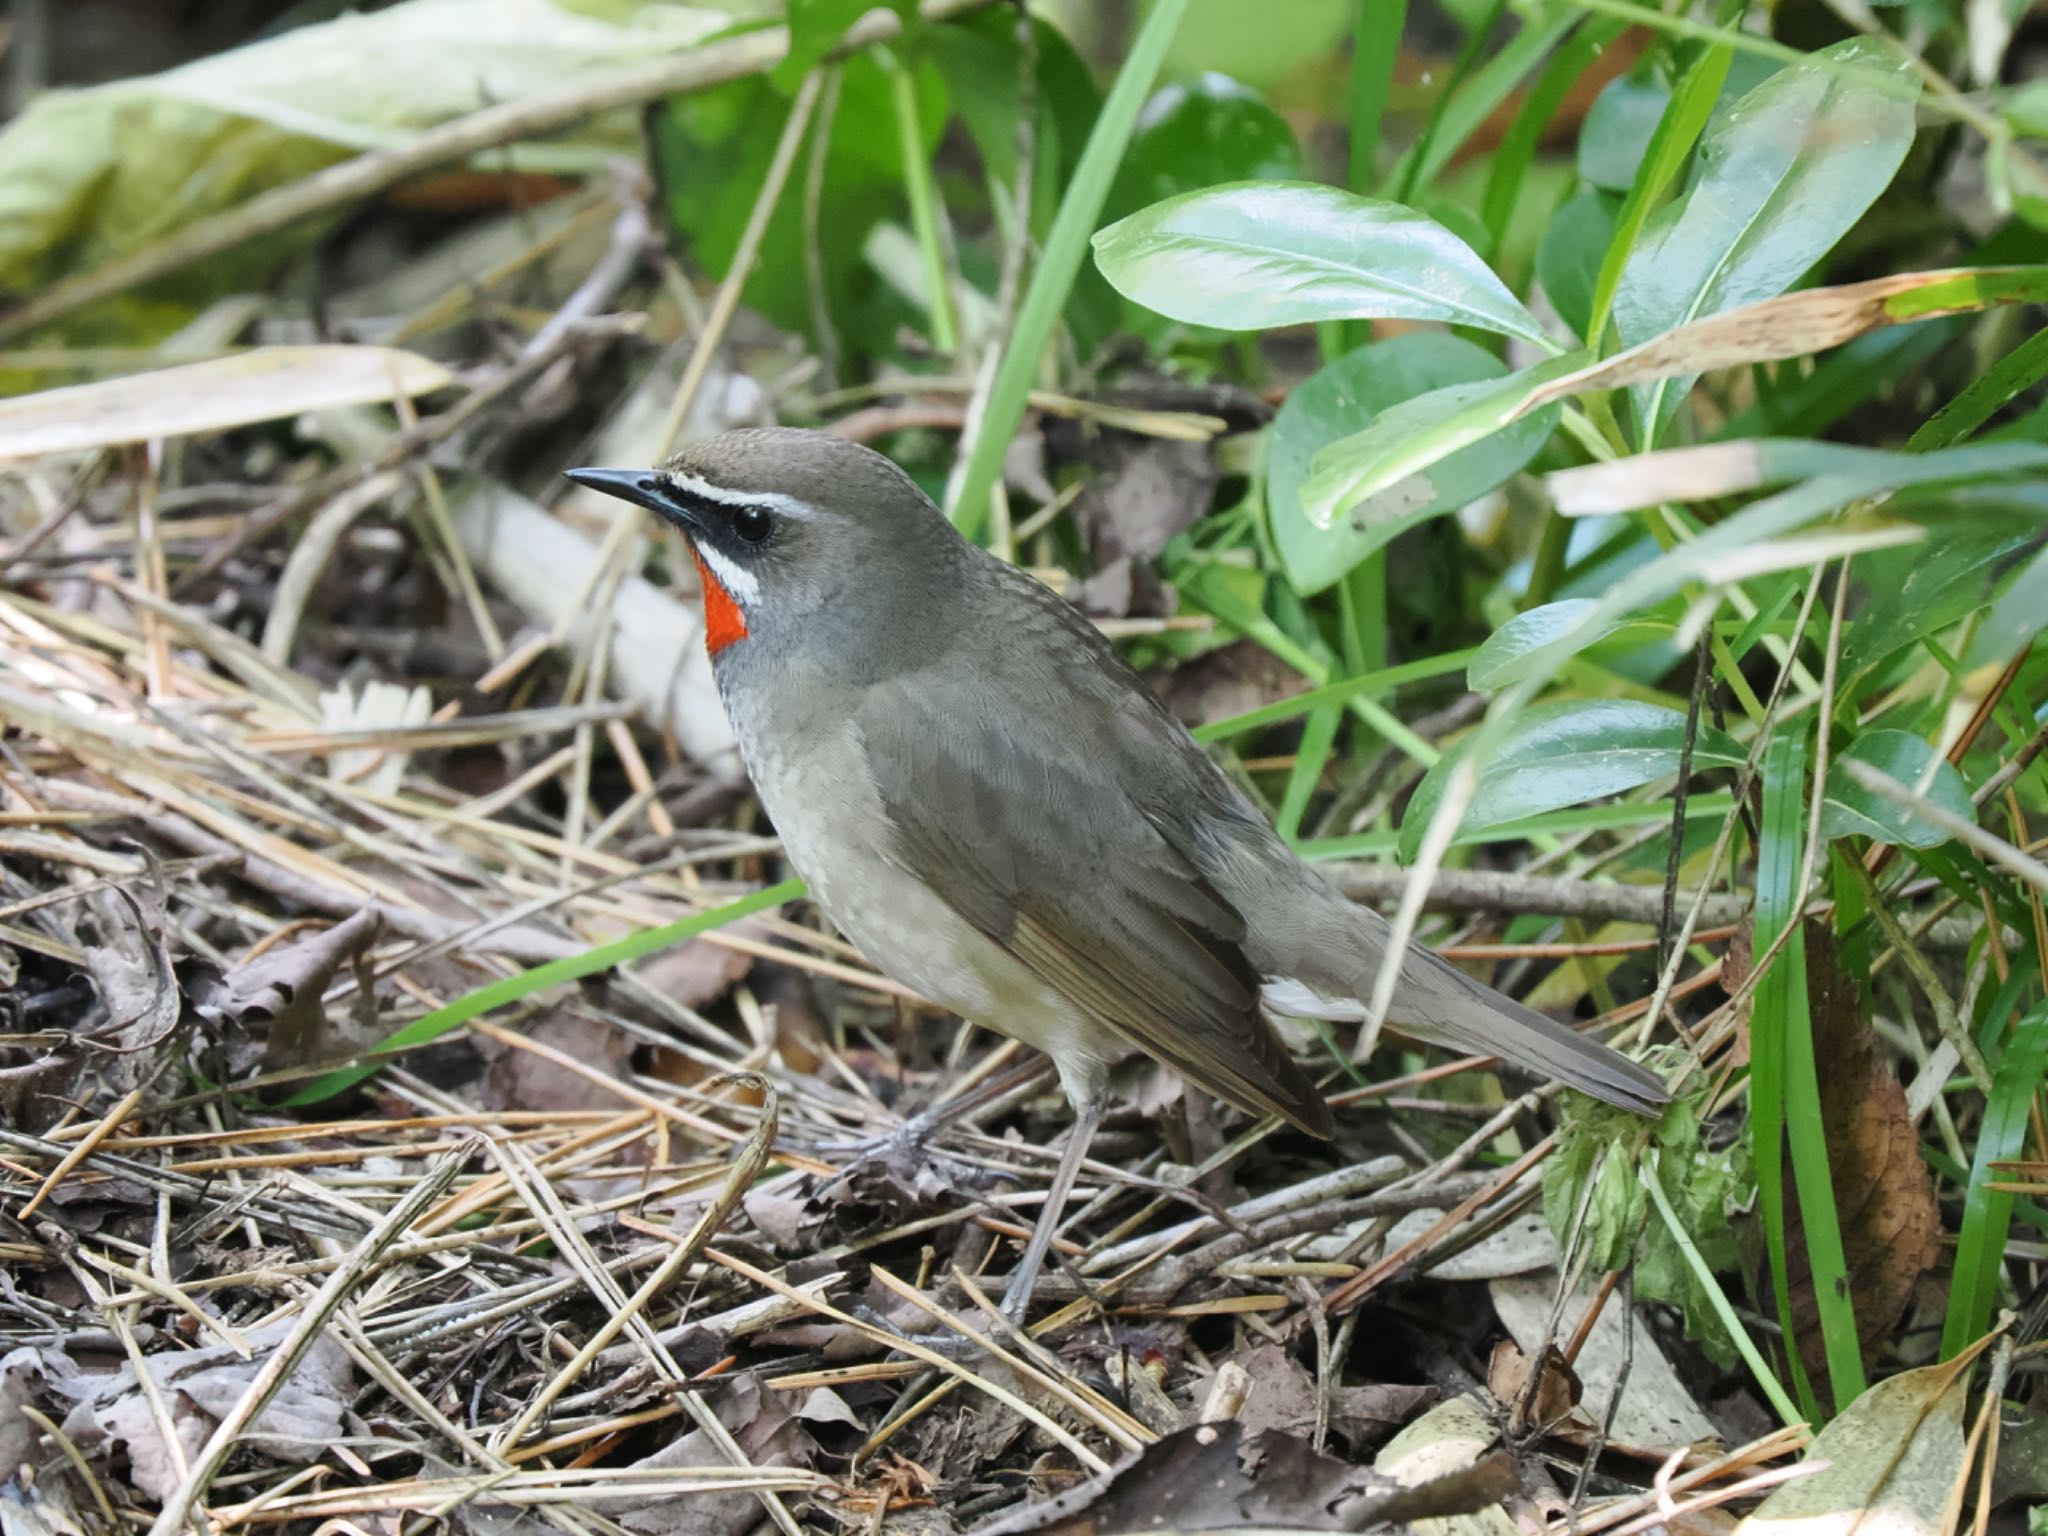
566, 428, 966, 667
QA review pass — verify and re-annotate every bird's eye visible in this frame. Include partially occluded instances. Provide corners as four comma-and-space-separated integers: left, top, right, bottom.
731, 505, 773, 545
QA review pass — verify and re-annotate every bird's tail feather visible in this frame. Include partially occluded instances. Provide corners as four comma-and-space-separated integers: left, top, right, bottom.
1266, 945, 1670, 1116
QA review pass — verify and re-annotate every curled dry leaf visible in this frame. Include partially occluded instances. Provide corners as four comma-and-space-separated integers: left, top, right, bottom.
55, 1327, 352, 1502
187, 908, 383, 1072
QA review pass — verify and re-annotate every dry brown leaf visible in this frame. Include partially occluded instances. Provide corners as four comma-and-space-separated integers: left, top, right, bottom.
1528, 268, 2021, 415
479, 1013, 633, 1114
1781, 920, 1941, 1376
187, 908, 382, 1072
973, 1420, 1515, 1536
0, 346, 452, 460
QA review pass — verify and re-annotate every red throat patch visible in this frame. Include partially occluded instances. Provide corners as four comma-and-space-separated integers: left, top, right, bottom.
688, 544, 749, 656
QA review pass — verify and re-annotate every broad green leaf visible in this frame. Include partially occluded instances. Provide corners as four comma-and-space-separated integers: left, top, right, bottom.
1265, 333, 1532, 594
1612, 38, 1921, 440
1300, 352, 1582, 532
1577, 71, 1669, 192
1108, 74, 1301, 218
1468, 599, 1638, 691
1820, 732, 1973, 848
1535, 189, 1617, 342
1092, 180, 1548, 342
775, 0, 914, 90
1399, 700, 1744, 862
1840, 526, 2035, 682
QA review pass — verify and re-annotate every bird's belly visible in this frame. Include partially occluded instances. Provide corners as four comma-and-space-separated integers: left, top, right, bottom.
743, 724, 1119, 1103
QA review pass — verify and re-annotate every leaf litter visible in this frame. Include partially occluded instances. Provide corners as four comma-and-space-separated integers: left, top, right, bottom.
0, 11, 2018, 1536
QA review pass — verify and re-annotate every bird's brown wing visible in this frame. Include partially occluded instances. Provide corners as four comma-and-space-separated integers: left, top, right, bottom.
856, 675, 1332, 1138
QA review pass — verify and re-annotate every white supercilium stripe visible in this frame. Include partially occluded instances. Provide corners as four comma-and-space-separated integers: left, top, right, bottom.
692, 539, 761, 605
665, 469, 819, 521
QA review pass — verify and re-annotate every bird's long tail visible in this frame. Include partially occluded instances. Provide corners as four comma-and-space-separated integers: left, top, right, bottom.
1266, 941, 1670, 1116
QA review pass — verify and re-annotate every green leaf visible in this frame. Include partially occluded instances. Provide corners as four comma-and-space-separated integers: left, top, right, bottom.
775, 0, 914, 91
1535, 189, 1618, 342
1398, 700, 1744, 862
0, 0, 739, 312
949, 0, 1187, 535
1092, 180, 1548, 342
1108, 74, 1301, 219
655, 51, 945, 348
1577, 70, 1670, 192
1960, 542, 2048, 682
289, 879, 805, 1105
1840, 526, 2035, 683
1300, 352, 1582, 533
1612, 38, 1921, 440
1943, 1002, 2048, 1357
1469, 599, 1620, 691
1265, 333, 1538, 594
1820, 731, 1973, 848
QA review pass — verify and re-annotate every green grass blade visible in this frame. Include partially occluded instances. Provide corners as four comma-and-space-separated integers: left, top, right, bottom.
1909, 322, 2048, 450
883, 45, 957, 353
1752, 731, 1824, 1423
948, 0, 1188, 537
1481, 18, 1625, 256
1348, 0, 1405, 193
1941, 1000, 2048, 1357
1585, 37, 1731, 351
1193, 650, 1474, 742
1276, 703, 1342, 846
287, 879, 807, 1106
1643, 1150, 1802, 1426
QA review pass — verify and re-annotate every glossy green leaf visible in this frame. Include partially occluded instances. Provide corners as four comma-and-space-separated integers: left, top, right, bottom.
1398, 700, 1744, 862
1300, 352, 1581, 533
1266, 333, 1539, 594
1840, 526, 2035, 682
1612, 38, 1921, 440
1536, 189, 1617, 342
1820, 731, 1973, 848
1108, 74, 1301, 219
1469, 599, 1620, 691
1577, 71, 1670, 192
1092, 180, 1548, 342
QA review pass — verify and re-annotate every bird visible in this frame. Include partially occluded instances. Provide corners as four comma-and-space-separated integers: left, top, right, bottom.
566, 428, 1669, 1314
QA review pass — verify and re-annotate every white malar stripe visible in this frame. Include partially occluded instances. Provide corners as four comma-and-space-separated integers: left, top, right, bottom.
692, 540, 761, 606
665, 469, 819, 521
1261, 976, 1369, 1021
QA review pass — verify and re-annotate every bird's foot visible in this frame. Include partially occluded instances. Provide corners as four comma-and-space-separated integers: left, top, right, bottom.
810, 1112, 1004, 1210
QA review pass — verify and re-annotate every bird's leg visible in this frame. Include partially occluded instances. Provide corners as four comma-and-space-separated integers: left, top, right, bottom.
999, 1095, 1106, 1321
816, 1056, 1053, 1170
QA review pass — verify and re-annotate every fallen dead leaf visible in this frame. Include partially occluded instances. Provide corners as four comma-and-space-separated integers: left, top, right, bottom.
55, 1327, 352, 1502
0, 346, 452, 461
972, 1420, 1516, 1536
480, 1013, 633, 1114
1735, 1352, 1974, 1536
187, 908, 382, 1072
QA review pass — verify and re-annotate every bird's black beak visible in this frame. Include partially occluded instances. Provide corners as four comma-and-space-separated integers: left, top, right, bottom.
564, 467, 702, 532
